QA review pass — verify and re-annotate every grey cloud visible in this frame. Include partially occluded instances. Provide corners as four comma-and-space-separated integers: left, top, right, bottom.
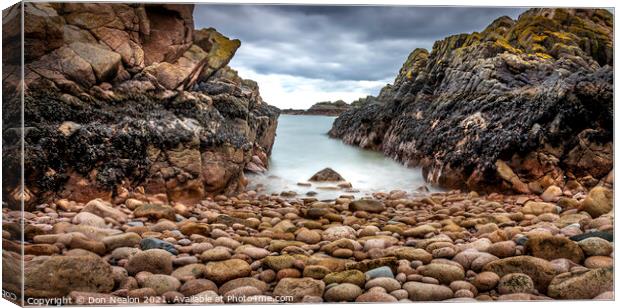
194, 5, 526, 82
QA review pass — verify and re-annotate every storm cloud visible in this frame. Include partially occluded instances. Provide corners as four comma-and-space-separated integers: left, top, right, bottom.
194, 5, 526, 108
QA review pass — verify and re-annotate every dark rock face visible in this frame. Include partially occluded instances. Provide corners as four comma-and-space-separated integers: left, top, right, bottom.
329, 8, 613, 193
2, 3, 279, 209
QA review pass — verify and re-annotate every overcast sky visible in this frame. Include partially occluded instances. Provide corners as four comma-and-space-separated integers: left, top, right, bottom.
194, 5, 527, 109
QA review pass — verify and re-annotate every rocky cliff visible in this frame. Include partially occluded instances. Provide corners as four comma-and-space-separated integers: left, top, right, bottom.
2, 3, 279, 209
330, 8, 613, 194
281, 100, 352, 116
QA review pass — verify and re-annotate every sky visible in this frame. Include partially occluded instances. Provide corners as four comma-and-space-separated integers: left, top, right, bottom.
194, 5, 527, 109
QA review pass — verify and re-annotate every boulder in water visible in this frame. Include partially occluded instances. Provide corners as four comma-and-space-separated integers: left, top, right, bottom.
309, 168, 345, 181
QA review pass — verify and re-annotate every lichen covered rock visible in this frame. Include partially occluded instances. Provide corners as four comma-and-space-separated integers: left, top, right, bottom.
483, 255, 557, 292
330, 8, 613, 193
24, 255, 114, 298
547, 267, 613, 299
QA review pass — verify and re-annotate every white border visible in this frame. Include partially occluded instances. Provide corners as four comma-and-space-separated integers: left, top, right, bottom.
0, 1, 617, 308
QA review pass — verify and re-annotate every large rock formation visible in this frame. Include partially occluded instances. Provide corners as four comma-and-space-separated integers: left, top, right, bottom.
330, 8, 613, 194
2, 3, 279, 209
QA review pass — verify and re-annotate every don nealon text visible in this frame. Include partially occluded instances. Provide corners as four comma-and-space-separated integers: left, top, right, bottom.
22, 294, 295, 305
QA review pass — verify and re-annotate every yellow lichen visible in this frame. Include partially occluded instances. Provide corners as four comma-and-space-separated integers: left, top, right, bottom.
530, 33, 547, 43
545, 30, 573, 42
494, 38, 523, 54
534, 52, 553, 60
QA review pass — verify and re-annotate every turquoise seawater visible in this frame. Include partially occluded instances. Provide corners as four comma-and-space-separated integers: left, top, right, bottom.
248, 114, 432, 199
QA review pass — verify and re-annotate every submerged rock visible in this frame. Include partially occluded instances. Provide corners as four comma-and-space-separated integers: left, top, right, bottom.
309, 168, 345, 182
